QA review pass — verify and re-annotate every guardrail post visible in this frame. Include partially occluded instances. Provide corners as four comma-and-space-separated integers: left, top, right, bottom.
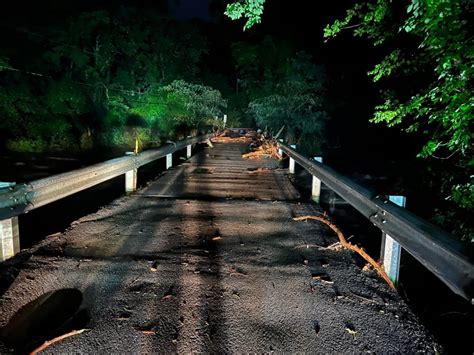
278, 139, 283, 157
124, 152, 137, 193
0, 216, 20, 261
381, 195, 406, 286
125, 169, 137, 193
186, 145, 192, 159
311, 157, 323, 203
289, 144, 296, 174
166, 153, 173, 169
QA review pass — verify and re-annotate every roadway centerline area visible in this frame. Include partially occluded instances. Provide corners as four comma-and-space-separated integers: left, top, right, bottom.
0, 142, 437, 353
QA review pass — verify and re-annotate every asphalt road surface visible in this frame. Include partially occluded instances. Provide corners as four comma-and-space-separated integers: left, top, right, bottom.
0, 141, 438, 353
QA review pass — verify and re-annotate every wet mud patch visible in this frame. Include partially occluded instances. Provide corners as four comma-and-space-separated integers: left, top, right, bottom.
0, 288, 89, 353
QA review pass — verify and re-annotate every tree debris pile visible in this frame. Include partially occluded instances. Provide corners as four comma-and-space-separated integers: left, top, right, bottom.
242, 138, 281, 160
210, 129, 282, 160
211, 129, 254, 143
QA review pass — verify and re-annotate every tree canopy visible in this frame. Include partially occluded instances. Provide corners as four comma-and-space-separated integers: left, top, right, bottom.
225, 0, 473, 240
0, 7, 226, 152
233, 39, 328, 153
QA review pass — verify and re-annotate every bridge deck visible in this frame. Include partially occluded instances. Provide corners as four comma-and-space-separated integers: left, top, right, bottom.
0, 141, 436, 352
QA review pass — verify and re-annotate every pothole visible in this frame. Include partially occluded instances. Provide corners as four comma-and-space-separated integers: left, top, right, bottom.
0, 288, 89, 352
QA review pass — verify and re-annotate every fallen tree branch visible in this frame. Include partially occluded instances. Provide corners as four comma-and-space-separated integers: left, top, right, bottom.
274, 125, 285, 140
205, 138, 214, 148
212, 136, 250, 143
293, 215, 395, 290
30, 329, 87, 354
294, 241, 341, 250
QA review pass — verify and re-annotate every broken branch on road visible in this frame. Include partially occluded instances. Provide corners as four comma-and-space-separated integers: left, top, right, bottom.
293, 215, 396, 290
29, 329, 87, 355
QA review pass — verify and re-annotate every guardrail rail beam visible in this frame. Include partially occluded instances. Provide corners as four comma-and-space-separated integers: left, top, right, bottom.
277, 141, 474, 302
0, 134, 209, 261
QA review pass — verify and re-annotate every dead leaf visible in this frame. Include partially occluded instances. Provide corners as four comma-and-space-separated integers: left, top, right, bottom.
346, 328, 357, 339
45, 232, 62, 238
312, 276, 334, 284
229, 267, 247, 277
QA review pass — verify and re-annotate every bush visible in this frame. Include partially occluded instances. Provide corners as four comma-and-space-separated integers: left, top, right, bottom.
6, 138, 48, 153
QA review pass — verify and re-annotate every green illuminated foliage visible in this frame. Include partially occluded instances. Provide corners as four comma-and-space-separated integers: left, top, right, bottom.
161, 80, 227, 126
233, 39, 328, 154
114, 80, 227, 138
224, 0, 266, 30
324, 0, 473, 230
225, 0, 473, 239
0, 7, 218, 151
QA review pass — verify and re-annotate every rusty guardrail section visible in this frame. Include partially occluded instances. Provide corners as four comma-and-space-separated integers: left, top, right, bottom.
0, 134, 209, 220
278, 142, 473, 302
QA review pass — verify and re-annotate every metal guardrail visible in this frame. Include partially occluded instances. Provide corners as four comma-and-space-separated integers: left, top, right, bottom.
1, 132, 472, 302
278, 142, 474, 302
0, 134, 209, 220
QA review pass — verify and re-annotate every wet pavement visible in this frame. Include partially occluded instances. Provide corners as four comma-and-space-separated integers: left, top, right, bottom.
0, 141, 437, 353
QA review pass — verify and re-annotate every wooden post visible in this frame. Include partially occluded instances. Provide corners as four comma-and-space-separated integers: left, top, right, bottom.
381, 195, 406, 286
0, 217, 20, 261
311, 157, 323, 203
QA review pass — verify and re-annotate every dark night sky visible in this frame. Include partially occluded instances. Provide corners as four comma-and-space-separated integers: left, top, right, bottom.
167, 0, 210, 21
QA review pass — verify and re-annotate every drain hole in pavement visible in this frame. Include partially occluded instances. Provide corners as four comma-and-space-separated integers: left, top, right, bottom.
0, 288, 89, 352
